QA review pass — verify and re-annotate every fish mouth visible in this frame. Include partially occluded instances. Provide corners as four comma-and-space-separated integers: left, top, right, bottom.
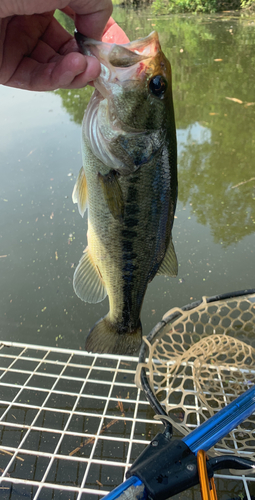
75, 30, 161, 97
75, 30, 160, 65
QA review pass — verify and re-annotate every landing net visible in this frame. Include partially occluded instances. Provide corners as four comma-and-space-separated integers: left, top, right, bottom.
136, 290, 255, 460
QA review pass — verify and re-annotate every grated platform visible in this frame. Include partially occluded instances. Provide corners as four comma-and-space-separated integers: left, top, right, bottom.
0, 341, 255, 499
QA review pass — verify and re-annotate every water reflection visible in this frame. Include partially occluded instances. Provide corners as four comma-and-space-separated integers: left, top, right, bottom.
56, 9, 255, 248
179, 122, 255, 246
1, 8, 255, 351
57, 87, 93, 125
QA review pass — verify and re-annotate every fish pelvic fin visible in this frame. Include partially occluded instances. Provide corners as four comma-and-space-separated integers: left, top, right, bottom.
72, 167, 88, 217
98, 170, 124, 220
85, 316, 142, 355
73, 247, 107, 303
157, 237, 178, 277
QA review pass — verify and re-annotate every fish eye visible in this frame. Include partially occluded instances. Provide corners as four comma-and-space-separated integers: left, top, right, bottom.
149, 75, 167, 98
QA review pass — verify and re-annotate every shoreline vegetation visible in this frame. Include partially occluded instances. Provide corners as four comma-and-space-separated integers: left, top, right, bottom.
113, 0, 255, 14
153, 0, 255, 14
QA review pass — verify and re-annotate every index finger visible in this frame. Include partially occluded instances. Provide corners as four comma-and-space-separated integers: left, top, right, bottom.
70, 0, 113, 40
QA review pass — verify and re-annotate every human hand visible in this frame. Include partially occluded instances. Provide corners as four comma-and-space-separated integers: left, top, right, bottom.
0, 1, 128, 91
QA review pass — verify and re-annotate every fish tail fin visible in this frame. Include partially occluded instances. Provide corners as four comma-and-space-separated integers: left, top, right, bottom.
85, 316, 142, 355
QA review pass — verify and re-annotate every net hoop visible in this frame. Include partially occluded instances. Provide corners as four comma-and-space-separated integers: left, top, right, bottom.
136, 288, 255, 459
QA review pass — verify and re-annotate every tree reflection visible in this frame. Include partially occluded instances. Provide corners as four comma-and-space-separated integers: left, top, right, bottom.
56, 87, 93, 124
179, 133, 255, 247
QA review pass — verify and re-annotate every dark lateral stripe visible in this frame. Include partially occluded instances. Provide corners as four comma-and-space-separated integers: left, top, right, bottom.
127, 186, 137, 200
120, 170, 142, 328
122, 240, 133, 252
125, 204, 140, 217
123, 252, 137, 260
122, 229, 137, 239
125, 217, 138, 228
123, 262, 138, 274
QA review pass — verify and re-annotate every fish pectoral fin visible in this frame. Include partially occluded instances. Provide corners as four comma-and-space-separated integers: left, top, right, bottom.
73, 247, 107, 303
157, 237, 178, 277
98, 170, 124, 220
72, 167, 88, 217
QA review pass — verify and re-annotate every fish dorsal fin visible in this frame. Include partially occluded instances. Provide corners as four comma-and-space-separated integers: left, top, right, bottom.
73, 247, 107, 303
157, 237, 178, 277
72, 167, 88, 217
98, 170, 124, 220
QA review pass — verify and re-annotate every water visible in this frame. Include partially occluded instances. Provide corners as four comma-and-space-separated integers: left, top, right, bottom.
1, 9, 255, 351
1, 7, 255, 499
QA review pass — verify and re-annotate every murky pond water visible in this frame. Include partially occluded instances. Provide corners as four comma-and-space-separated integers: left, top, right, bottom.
1, 6, 255, 499
1, 8, 254, 351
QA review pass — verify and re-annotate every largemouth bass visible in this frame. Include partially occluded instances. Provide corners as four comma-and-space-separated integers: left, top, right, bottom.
72, 31, 178, 355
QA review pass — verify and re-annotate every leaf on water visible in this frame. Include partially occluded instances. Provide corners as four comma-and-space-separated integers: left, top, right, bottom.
209, 113, 219, 115
244, 102, 255, 108
225, 97, 243, 104
26, 149, 36, 157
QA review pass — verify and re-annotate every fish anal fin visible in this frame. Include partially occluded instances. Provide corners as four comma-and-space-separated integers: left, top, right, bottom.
157, 238, 178, 277
72, 167, 88, 217
98, 170, 124, 220
73, 247, 107, 303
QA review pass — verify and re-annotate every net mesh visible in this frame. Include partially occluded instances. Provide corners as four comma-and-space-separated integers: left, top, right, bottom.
136, 293, 255, 458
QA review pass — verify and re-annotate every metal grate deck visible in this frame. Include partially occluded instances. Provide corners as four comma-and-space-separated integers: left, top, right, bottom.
0, 341, 255, 500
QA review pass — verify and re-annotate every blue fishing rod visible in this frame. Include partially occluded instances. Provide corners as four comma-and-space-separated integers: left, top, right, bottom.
103, 384, 255, 500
